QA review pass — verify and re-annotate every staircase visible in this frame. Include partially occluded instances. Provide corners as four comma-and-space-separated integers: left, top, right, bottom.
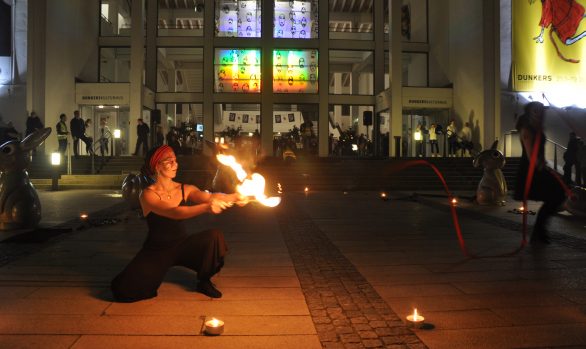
25, 154, 521, 193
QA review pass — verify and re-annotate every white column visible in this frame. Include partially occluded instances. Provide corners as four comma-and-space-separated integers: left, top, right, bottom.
129, 0, 145, 153
389, 0, 403, 157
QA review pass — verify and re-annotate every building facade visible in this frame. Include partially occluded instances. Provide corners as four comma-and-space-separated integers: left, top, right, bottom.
1, 0, 581, 161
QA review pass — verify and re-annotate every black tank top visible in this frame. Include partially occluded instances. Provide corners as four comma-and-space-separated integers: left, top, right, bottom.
144, 184, 188, 249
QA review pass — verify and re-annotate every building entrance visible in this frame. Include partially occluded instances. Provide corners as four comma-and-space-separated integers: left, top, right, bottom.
78, 105, 129, 156
402, 109, 450, 157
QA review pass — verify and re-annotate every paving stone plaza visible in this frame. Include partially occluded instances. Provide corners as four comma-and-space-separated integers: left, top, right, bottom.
0, 189, 585, 348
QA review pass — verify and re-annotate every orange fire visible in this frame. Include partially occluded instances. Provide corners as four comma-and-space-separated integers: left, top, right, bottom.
217, 154, 281, 207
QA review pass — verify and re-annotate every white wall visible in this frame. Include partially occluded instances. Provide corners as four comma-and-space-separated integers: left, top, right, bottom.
43, 0, 98, 153
428, 0, 450, 87
449, 0, 485, 149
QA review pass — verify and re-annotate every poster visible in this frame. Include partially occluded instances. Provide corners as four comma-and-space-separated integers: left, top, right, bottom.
513, 0, 586, 92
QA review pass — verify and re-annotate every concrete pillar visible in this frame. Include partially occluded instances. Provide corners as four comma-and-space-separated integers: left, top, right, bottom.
145, 0, 157, 91
26, 0, 47, 129
318, 0, 329, 157
389, 0, 403, 157
202, 0, 214, 149
483, 0, 500, 147
260, 0, 275, 156
334, 73, 342, 128
129, 0, 145, 152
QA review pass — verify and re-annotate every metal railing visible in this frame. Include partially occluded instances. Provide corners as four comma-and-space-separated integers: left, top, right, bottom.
545, 138, 566, 173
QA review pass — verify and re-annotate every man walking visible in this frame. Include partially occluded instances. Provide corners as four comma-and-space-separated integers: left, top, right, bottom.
133, 118, 150, 156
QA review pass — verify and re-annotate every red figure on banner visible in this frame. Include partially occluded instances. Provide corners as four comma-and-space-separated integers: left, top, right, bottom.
531, 0, 586, 63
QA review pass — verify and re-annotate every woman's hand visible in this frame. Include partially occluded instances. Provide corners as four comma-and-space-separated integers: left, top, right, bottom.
234, 193, 250, 207
209, 198, 233, 214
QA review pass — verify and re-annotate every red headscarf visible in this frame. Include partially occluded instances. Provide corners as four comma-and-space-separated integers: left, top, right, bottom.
149, 145, 174, 174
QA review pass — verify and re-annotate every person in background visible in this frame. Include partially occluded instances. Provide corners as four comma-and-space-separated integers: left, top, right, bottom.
84, 119, 94, 155
514, 102, 566, 245
460, 122, 473, 157
563, 132, 579, 185
56, 114, 69, 155
25, 111, 44, 137
133, 118, 150, 156
429, 123, 439, 157
446, 120, 458, 157
70, 110, 92, 158
98, 119, 111, 157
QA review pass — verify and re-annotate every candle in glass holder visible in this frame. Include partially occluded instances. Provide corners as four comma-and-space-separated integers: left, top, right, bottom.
406, 308, 425, 328
204, 318, 224, 335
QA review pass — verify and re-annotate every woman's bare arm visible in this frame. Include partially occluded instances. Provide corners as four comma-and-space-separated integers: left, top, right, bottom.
140, 189, 229, 219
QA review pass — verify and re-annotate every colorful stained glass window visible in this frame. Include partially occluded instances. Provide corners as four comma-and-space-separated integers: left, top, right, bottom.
214, 49, 261, 93
273, 49, 318, 93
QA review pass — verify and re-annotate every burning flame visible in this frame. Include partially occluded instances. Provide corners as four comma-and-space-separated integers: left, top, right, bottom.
451, 198, 458, 205
208, 318, 221, 327
217, 154, 281, 207
413, 309, 419, 321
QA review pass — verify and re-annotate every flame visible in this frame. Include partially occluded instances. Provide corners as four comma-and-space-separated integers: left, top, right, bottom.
451, 198, 458, 205
519, 206, 525, 212
217, 154, 281, 207
208, 318, 221, 327
413, 309, 419, 321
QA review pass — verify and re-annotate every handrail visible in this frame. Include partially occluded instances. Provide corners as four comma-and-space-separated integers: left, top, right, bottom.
503, 131, 566, 172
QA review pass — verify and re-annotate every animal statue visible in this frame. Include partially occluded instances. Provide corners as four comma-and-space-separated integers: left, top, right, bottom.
473, 140, 508, 206
121, 173, 155, 210
0, 127, 52, 230
565, 186, 586, 217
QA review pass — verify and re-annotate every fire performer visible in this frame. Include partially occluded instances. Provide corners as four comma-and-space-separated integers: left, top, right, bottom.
514, 102, 566, 244
111, 145, 246, 302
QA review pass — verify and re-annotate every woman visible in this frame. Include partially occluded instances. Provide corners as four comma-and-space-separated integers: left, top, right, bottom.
514, 102, 566, 244
111, 145, 244, 302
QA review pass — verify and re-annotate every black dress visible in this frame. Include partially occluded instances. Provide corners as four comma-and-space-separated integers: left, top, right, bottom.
514, 123, 565, 237
111, 184, 227, 302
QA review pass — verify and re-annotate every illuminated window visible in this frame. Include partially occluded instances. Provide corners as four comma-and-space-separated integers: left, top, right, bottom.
215, 0, 261, 38
214, 49, 261, 93
274, 0, 318, 39
273, 49, 318, 93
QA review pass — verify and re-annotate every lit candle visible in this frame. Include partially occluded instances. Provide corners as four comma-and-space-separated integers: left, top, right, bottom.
304, 187, 309, 196
451, 197, 458, 205
519, 206, 525, 212
406, 308, 425, 328
381, 192, 389, 201
80, 213, 89, 220
204, 318, 224, 335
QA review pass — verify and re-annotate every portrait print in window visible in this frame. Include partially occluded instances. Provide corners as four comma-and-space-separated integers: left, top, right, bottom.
229, 113, 236, 121
242, 114, 249, 123
256, 115, 260, 123
288, 113, 295, 122
275, 115, 282, 123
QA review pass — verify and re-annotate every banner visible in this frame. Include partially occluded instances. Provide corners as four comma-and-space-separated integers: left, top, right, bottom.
513, 0, 586, 92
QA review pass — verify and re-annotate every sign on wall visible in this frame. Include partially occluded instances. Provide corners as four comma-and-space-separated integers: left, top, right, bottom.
512, 0, 586, 92
75, 83, 130, 105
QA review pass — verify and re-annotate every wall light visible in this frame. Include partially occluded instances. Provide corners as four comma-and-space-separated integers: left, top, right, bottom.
113, 129, 121, 139
51, 152, 61, 166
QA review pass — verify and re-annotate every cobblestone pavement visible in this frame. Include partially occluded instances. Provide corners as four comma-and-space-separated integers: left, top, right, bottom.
278, 200, 428, 349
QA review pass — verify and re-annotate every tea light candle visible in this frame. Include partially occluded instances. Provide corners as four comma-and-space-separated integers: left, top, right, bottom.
204, 318, 224, 335
450, 197, 458, 205
406, 308, 425, 328
380, 192, 389, 201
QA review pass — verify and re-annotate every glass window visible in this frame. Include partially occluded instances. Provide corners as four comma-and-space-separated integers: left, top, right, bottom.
274, 0, 318, 39
273, 49, 318, 93
158, 0, 204, 36
100, 0, 133, 36
214, 104, 261, 154
156, 103, 204, 154
329, 0, 372, 40
214, 49, 261, 93
384, 0, 428, 43
100, 47, 131, 82
328, 104, 374, 156
157, 48, 203, 93
384, 51, 428, 87
273, 104, 318, 157
215, 0, 261, 38
329, 50, 373, 95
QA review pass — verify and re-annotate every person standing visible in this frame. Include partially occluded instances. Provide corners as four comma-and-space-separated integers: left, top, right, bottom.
514, 102, 566, 244
460, 122, 473, 157
70, 110, 92, 158
99, 119, 111, 157
25, 111, 44, 137
446, 120, 458, 157
56, 114, 69, 155
429, 123, 439, 157
133, 118, 150, 156
563, 132, 579, 184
